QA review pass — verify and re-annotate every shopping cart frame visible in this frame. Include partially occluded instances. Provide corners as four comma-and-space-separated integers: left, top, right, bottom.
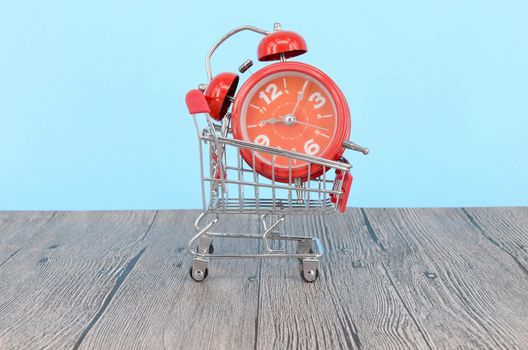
187, 109, 365, 282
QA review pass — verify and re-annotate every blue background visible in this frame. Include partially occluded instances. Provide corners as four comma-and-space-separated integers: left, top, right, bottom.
1, 1, 527, 210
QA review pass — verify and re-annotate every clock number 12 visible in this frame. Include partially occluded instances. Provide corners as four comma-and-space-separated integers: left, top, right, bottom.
259, 83, 283, 105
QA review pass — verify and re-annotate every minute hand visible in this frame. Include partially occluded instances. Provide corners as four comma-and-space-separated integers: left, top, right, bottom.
291, 80, 309, 116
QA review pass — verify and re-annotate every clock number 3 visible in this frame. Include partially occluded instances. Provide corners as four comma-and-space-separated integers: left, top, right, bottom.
308, 92, 326, 109
259, 83, 283, 105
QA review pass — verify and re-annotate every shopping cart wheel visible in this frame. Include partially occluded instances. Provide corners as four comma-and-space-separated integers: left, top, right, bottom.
190, 258, 209, 282
300, 259, 319, 283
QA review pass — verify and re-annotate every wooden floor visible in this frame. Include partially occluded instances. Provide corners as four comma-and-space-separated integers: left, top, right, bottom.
1, 208, 527, 349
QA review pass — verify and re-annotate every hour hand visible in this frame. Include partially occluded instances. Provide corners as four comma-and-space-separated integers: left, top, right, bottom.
259, 115, 290, 126
259, 117, 280, 126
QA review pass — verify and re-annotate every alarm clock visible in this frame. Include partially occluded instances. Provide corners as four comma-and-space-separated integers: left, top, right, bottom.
203, 23, 354, 183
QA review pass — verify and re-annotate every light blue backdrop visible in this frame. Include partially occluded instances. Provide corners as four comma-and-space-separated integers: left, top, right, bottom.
1, 1, 527, 210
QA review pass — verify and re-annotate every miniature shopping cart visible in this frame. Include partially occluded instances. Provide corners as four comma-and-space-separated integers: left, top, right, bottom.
185, 91, 368, 283
184, 24, 368, 283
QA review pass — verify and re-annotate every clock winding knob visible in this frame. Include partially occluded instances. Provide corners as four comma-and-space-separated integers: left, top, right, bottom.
238, 59, 253, 73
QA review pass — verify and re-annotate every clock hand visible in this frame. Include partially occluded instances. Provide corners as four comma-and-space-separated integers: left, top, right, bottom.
291, 80, 309, 116
259, 117, 281, 126
292, 120, 329, 131
260, 115, 297, 126
260, 115, 329, 131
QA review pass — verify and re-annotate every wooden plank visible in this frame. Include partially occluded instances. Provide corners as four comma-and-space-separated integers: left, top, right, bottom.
76, 211, 260, 350
463, 207, 528, 276
0, 211, 57, 266
256, 210, 430, 349
364, 208, 528, 349
0, 211, 157, 349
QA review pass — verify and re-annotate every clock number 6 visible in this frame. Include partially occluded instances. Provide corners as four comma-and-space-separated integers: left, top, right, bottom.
308, 92, 326, 109
259, 83, 283, 105
304, 139, 320, 155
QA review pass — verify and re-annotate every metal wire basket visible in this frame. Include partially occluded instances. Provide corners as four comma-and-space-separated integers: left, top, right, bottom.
196, 118, 352, 215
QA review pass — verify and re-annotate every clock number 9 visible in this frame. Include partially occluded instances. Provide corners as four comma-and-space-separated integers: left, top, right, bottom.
308, 92, 326, 109
304, 139, 320, 155
259, 83, 283, 105
254, 134, 270, 146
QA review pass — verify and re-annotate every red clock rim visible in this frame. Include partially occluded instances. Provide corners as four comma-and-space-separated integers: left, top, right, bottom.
231, 61, 351, 183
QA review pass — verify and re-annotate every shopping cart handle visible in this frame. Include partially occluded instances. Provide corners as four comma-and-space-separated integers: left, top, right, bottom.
342, 140, 369, 155
186, 89, 211, 115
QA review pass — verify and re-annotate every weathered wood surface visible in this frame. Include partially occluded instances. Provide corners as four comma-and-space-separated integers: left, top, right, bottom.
0, 208, 527, 349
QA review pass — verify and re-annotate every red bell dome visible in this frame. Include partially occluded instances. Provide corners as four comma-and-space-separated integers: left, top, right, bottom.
257, 31, 307, 61
204, 72, 239, 121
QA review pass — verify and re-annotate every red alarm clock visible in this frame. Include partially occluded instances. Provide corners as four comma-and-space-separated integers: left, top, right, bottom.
202, 24, 356, 183
232, 61, 350, 183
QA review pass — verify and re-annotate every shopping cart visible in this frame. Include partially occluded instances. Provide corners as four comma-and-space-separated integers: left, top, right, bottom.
184, 24, 368, 283
185, 91, 368, 283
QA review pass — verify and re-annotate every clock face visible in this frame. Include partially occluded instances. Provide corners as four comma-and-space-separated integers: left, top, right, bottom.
240, 72, 338, 168
232, 62, 350, 182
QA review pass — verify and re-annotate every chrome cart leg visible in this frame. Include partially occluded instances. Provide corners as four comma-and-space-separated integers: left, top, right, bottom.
297, 239, 314, 255
300, 258, 319, 283
188, 213, 217, 282
188, 213, 218, 256
197, 235, 214, 255
261, 214, 286, 253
